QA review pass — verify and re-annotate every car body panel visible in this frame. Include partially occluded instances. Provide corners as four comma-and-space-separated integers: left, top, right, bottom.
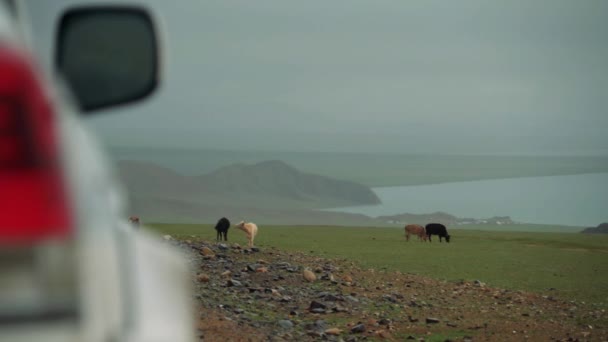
0, 2, 194, 341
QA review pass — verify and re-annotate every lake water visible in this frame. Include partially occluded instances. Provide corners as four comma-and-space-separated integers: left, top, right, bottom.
327, 173, 608, 226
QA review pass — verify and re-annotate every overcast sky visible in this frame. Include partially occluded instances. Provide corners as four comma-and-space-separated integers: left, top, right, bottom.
27, 0, 608, 155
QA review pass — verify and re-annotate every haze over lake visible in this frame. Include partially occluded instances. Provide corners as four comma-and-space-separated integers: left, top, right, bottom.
328, 173, 608, 227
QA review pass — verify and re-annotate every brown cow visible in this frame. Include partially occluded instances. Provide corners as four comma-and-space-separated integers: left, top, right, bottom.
129, 216, 140, 229
404, 224, 427, 242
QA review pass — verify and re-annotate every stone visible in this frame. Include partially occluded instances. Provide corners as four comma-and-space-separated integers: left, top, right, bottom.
218, 243, 229, 250
303, 269, 317, 282
333, 304, 348, 313
163, 235, 172, 241
378, 318, 391, 325
375, 330, 390, 339
315, 320, 327, 328
351, 324, 366, 333
383, 294, 398, 303
325, 328, 343, 335
227, 279, 242, 287
324, 294, 342, 302
200, 247, 215, 256
256, 267, 269, 273
309, 301, 327, 310
278, 320, 294, 329
221, 270, 231, 277
345, 296, 359, 303
197, 273, 210, 282
247, 264, 261, 272
307, 331, 323, 338
473, 280, 485, 287
426, 317, 440, 324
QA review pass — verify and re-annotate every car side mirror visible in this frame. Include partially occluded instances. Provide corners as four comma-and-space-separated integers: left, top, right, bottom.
55, 7, 160, 113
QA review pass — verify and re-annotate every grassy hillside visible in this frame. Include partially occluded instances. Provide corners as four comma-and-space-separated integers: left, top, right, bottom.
110, 146, 608, 187
149, 224, 606, 305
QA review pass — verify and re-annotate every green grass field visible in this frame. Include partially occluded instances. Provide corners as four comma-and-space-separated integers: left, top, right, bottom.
149, 223, 608, 306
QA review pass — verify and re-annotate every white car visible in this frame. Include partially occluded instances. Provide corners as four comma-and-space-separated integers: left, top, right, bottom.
0, 1, 194, 341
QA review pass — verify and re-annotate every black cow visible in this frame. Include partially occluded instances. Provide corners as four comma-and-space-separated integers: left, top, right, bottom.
215, 217, 230, 242
425, 223, 451, 243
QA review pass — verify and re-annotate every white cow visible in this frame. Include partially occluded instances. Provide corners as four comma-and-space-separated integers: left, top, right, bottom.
235, 221, 258, 248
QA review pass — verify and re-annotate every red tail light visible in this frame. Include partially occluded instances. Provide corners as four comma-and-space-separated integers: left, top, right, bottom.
0, 43, 72, 245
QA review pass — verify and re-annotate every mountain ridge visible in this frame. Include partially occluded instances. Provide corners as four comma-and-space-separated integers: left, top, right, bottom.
118, 159, 380, 211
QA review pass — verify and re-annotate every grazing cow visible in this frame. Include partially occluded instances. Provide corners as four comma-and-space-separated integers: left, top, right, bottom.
129, 216, 140, 229
236, 221, 258, 248
404, 224, 428, 242
425, 223, 451, 243
214, 217, 230, 242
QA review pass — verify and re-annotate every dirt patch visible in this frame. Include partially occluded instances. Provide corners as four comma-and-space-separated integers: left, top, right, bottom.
196, 309, 272, 341
174, 239, 607, 341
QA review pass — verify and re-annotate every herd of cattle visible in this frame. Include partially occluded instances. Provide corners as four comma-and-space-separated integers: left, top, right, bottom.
130, 216, 451, 245
214, 217, 258, 248
214, 218, 451, 246
405, 223, 451, 243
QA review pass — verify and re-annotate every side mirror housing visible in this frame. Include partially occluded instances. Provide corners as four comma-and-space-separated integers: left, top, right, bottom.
55, 6, 160, 113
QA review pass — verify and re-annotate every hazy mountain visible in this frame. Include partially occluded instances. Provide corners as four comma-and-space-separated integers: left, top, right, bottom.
117, 160, 199, 197
117, 159, 380, 215
197, 160, 381, 207
110, 147, 608, 187
581, 223, 608, 234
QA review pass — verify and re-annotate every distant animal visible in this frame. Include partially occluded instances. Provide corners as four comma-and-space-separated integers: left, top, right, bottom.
236, 221, 258, 248
129, 216, 140, 228
214, 217, 231, 242
404, 224, 427, 242
425, 223, 451, 243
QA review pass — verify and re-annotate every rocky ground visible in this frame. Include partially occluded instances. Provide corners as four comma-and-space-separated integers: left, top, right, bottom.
168, 237, 607, 341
